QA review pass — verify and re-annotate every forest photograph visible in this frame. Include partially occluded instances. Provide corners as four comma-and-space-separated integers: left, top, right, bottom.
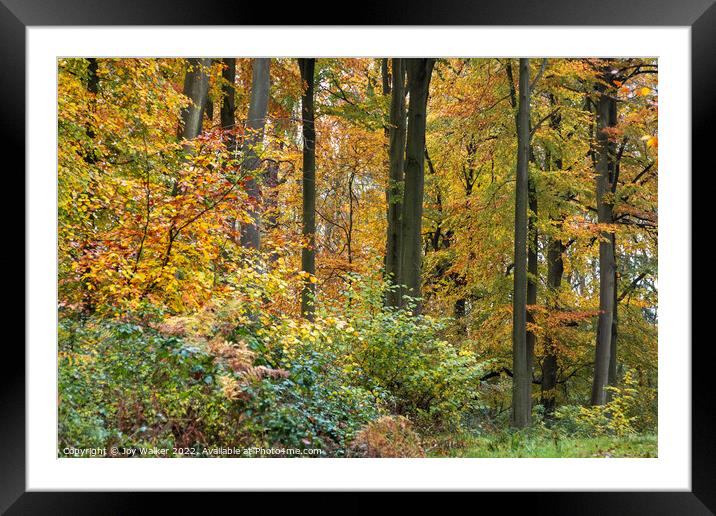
57, 56, 658, 459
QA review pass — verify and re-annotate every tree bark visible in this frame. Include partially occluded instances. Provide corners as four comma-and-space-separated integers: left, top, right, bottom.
399, 58, 434, 315
590, 69, 617, 406
239, 58, 271, 251
526, 169, 538, 381
385, 58, 407, 307
220, 58, 237, 148
511, 58, 532, 428
219, 58, 240, 244
541, 96, 564, 416
178, 58, 211, 145
541, 236, 564, 415
264, 146, 282, 265
299, 58, 317, 320
608, 236, 619, 390
608, 133, 622, 389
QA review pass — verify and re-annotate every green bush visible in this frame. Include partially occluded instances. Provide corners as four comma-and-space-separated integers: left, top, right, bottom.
59, 314, 382, 457
59, 318, 243, 455
321, 278, 486, 432
553, 370, 655, 437
239, 338, 383, 455
58, 275, 491, 456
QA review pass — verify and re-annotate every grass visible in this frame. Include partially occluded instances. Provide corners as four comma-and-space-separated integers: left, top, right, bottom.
426, 432, 657, 458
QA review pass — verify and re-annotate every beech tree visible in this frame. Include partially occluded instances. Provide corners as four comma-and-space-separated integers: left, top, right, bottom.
179, 58, 211, 145
512, 58, 532, 428
220, 58, 237, 146
399, 58, 435, 314
239, 58, 271, 250
299, 58, 317, 320
540, 96, 565, 415
590, 65, 617, 406
385, 58, 407, 307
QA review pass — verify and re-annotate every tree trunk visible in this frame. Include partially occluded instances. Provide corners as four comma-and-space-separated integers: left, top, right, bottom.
219, 58, 240, 244
590, 70, 617, 406
399, 58, 434, 314
87, 58, 99, 95
511, 58, 532, 428
178, 58, 211, 145
79, 58, 101, 314
220, 58, 237, 148
608, 236, 619, 392
265, 145, 282, 265
608, 95, 621, 391
385, 58, 407, 307
541, 236, 564, 415
526, 169, 538, 381
608, 123, 623, 390
239, 58, 271, 251
541, 96, 564, 416
299, 58, 317, 320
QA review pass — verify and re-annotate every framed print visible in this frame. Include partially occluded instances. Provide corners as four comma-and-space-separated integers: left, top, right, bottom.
4, 0, 711, 511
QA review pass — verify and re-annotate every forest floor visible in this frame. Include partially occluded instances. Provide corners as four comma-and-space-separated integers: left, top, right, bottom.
426, 433, 657, 458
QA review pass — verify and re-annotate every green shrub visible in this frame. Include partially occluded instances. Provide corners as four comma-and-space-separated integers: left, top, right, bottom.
553, 370, 654, 437
321, 278, 487, 432
58, 274, 490, 456
240, 343, 383, 456
59, 315, 383, 457
59, 318, 244, 455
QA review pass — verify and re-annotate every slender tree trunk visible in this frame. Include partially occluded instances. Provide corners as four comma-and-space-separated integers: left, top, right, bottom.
220, 58, 237, 148
239, 58, 271, 251
608, 129, 622, 389
511, 58, 532, 428
590, 70, 617, 406
526, 169, 538, 380
608, 236, 619, 390
399, 58, 434, 314
508, 58, 537, 387
265, 144, 282, 265
541, 236, 564, 415
385, 58, 407, 307
451, 139, 478, 326
79, 58, 101, 315
347, 171, 356, 267
609, 98, 620, 390
219, 58, 241, 244
381, 58, 390, 98
299, 58, 317, 320
541, 96, 564, 416
87, 58, 99, 96
179, 58, 211, 145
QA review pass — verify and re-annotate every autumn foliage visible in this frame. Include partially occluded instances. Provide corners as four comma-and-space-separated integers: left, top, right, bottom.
58, 57, 658, 457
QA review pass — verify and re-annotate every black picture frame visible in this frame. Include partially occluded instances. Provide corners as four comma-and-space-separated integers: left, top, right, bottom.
3, 0, 709, 512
